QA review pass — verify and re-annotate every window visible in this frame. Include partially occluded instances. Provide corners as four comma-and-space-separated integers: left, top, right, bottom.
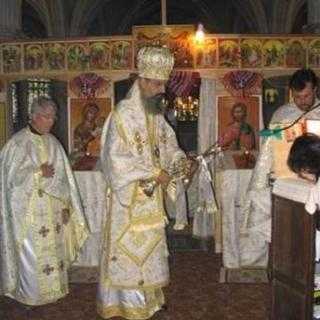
10, 78, 52, 132
27, 78, 52, 114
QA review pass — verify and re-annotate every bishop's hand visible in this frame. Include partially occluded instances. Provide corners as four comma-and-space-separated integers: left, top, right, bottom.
182, 157, 199, 189
155, 169, 171, 191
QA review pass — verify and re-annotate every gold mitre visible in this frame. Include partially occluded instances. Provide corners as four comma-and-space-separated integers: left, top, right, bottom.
137, 46, 174, 81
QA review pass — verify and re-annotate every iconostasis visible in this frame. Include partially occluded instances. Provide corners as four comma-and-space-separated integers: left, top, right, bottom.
0, 25, 319, 170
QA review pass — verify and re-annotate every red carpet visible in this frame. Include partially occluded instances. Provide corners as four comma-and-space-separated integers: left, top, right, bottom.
0, 251, 270, 320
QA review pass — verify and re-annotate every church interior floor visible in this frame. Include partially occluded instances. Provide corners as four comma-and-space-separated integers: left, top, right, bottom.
0, 250, 270, 320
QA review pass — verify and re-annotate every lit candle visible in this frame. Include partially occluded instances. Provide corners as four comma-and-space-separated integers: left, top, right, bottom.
306, 119, 320, 136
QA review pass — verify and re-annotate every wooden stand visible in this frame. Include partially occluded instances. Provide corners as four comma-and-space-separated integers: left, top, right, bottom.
271, 194, 316, 319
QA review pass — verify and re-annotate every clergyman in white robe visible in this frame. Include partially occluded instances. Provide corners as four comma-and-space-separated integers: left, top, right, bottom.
0, 99, 89, 306
242, 97, 320, 266
97, 79, 187, 319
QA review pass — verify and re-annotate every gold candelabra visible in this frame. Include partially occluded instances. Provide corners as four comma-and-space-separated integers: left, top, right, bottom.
174, 96, 199, 121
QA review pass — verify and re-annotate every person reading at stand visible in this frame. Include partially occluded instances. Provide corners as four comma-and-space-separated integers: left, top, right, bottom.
288, 133, 320, 183
287, 133, 320, 313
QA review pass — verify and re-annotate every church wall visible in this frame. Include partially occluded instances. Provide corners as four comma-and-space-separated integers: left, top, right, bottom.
1, 25, 320, 153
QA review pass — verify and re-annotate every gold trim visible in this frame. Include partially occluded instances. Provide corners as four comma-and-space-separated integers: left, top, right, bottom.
29, 134, 68, 301
115, 181, 166, 266
101, 280, 169, 291
129, 182, 139, 219
117, 224, 162, 267
101, 192, 113, 278
130, 212, 166, 226
144, 117, 166, 217
113, 110, 129, 145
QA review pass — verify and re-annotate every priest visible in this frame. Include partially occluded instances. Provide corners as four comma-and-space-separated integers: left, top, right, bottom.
0, 97, 89, 306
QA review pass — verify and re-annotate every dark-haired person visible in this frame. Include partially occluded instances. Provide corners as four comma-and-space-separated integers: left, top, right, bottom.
242, 68, 320, 268
275, 68, 319, 119
288, 133, 320, 183
287, 133, 320, 278
97, 46, 197, 319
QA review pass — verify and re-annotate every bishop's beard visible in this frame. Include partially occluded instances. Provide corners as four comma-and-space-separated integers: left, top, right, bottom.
143, 94, 166, 115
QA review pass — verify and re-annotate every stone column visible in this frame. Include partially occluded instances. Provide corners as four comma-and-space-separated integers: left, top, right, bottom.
0, 0, 22, 39
304, 0, 320, 33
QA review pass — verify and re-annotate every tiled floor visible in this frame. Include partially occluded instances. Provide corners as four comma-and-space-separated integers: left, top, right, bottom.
0, 251, 270, 320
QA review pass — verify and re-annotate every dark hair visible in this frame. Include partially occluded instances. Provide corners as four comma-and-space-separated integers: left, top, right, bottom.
289, 68, 318, 91
287, 133, 320, 181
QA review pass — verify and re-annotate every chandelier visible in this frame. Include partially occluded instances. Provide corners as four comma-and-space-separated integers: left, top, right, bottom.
174, 96, 199, 121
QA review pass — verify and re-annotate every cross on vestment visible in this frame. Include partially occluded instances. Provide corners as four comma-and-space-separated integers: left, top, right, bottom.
39, 226, 50, 237
55, 223, 61, 234
42, 264, 54, 275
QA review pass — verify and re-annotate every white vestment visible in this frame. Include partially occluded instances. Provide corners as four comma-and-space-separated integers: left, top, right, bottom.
0, 127, 89, 305
242, 100, 320, 265
98, 81, 185, 319
164, 179, 188, 230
